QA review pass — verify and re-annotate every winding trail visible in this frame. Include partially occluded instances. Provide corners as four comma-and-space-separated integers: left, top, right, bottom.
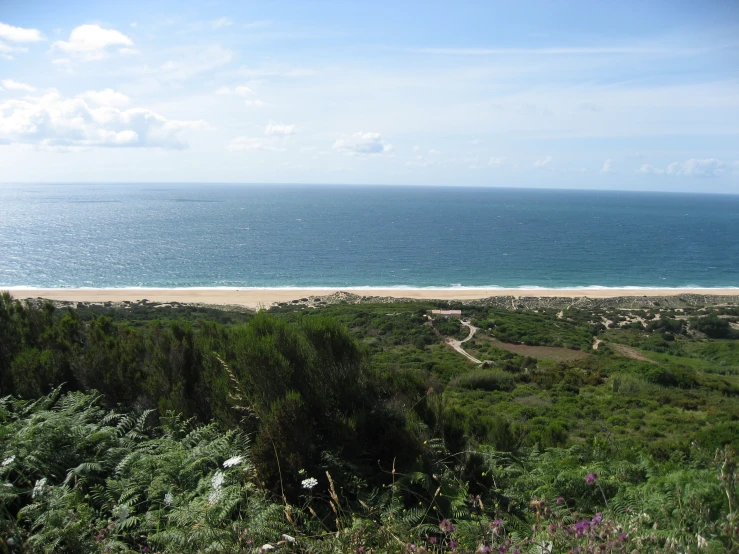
446, 320, 485, 364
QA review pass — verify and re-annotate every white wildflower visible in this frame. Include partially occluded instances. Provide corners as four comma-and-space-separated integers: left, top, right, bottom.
697, 534, 708, 549
209, 470, 225, 504
212, 470, 225, 490
282, 534, 296, 543
32, 478, 47, 499
112, 504, 129, 520
301, 477, 318, 490
1, 455, 15, 467
164, 492, 174, 506
223, 455, 244, 468
260, 545, 274, 551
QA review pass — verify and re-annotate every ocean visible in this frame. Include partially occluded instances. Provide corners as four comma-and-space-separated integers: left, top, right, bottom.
1, 184, 738, 289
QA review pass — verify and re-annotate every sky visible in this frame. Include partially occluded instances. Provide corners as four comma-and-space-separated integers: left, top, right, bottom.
0, 0, 738, 192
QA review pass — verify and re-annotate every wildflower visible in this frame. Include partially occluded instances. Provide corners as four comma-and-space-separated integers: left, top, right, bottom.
591, 512, 602, 526
282, 534, 296, 543
574, 519, 589, 537
209, 471, 225, 503
260, 545, 274, 552
112, 504, 130, 520
223, 455, 244, 468
439, 519, 455, 532
429, 537, 437, 544
212, 470, 225, 489
1, 455, 15, 467
556, 497, 564, 505
585, 472, 598, 485
32, 478, 47, 499
164, 492, 174, 506
301, 477, 318, 490
449, 540, 457, 549
696, 534, 708, 549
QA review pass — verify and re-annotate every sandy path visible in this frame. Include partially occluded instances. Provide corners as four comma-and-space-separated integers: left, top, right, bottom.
446, 320, 485, 364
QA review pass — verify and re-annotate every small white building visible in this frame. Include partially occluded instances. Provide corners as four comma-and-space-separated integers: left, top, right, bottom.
430, 309, 462, 319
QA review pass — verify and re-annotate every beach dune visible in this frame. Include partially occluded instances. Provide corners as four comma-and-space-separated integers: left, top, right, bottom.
6, 288, 738, 311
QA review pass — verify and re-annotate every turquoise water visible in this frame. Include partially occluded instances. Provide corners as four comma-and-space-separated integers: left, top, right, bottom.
1, 184, 737, 289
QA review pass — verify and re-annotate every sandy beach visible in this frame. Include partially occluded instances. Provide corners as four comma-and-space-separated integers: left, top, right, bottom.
6, 288, 739, 310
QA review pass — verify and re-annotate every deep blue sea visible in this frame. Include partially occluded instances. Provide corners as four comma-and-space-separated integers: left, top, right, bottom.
1, 184, 738, 289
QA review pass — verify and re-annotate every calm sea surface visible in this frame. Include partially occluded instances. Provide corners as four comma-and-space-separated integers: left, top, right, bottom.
1, 184, 737, 289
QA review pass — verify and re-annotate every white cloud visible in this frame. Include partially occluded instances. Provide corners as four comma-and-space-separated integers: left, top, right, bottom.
155, 46, 233, 81
412, 145, 420, 152
233, 86, 254, 96
53, 24, 133, 60
637, 164, 664, 175
212, 17, 232, 29
235, 65, 315, 79
227, 136, 284, 151
488, 156, 505, 166
533, 156, 552, 167
0, 42, 27, 60
666, 158, 726, 177
409, 46, 688, 56
265, 123, 295, 136
333, 132, 393, 155
0, 89, 203, 149
244, 20, 273, 29
213, 84, 267, 106
79, 88, 131, 108
0, 22, 44, 42
601, 159, 613, 173
636, 158, 727, 177
1, 79, 35, 92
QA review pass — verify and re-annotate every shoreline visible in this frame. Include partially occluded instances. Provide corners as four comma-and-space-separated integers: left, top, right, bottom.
6, 287, 739, 310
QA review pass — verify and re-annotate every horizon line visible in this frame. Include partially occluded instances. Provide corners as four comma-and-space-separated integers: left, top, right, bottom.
1, 182, 738, 196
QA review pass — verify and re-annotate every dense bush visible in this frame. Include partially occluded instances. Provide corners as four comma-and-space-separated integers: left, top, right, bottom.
692, 313, 737, 339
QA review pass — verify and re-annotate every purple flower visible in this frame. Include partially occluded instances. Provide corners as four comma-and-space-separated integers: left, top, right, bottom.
591, 512, 602, 526
574, 519, 590, 537
619, 533, 627, 541
449, 540, 457, 549
492, 518, 503, 526
585, 472, 598, 485
429, 537, 437, 544
556, 496, 564, 505
439, 519, 455, 532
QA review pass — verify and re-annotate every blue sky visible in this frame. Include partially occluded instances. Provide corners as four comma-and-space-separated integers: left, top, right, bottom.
0, 0, 738, 191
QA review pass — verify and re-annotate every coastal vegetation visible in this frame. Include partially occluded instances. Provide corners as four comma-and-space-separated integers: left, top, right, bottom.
1, 291, 738, 552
